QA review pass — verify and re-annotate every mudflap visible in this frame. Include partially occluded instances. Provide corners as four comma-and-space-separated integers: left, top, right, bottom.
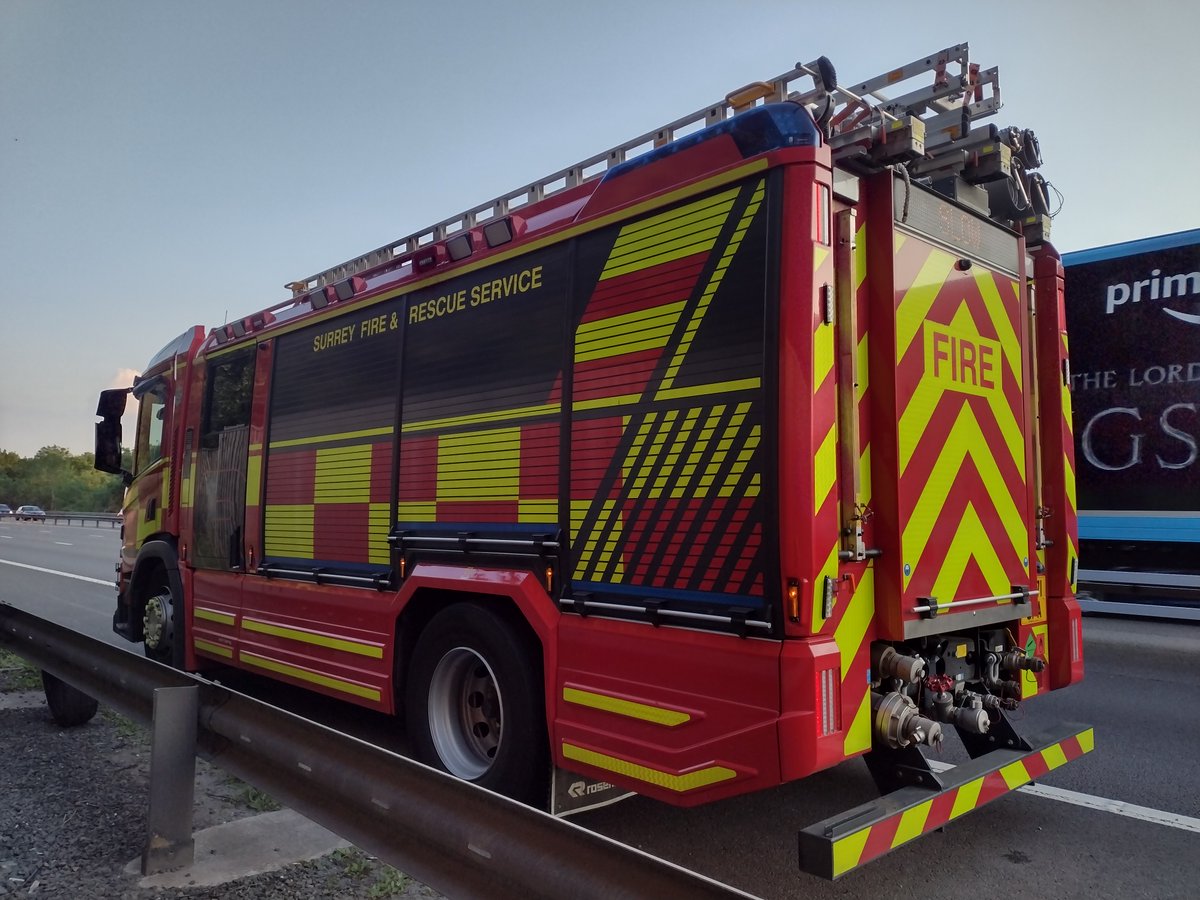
798, 722, 1093, 879
550, 767, 636, 818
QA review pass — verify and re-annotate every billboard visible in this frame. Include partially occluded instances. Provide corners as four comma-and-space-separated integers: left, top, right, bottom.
1063, 230, 1200, 513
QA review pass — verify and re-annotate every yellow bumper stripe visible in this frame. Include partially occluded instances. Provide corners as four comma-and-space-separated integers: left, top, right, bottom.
832, 829, 871, 878
194, 607, 236, 626
562, 743, 735, 792
563, 687, 690, 726
194, 639, 233, 659
239, 652, 381, 701
241, 618, 384, 659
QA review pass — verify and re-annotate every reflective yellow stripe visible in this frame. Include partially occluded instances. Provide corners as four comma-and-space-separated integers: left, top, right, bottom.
437, 427, 520, 501
831, 829, 871, 878
239, 652, 381, 701
314, 444, 372, 504
891, 798, 934, 848
269, 426, 393, 450
843, 691, 872, 756
571, 393, 642, 412
194, 607, 236, 626
562, 687, 690, 726
600, 188, 739, 280
561, 743, 735, 792
401, 402, 560, 434
194, 639, 233, 659
246, 451, 262, 507
574, 301, 687, 363
264, 504, 315, 559
660, 181, 764, 390
814, 424, 837, 515
241, 618, 383, 659
1000, 760, 1032, 791
949, 777, 985, 820
655, 377, 760, 402
1041, 742, 1069, 771
1077, 728, 1095, 754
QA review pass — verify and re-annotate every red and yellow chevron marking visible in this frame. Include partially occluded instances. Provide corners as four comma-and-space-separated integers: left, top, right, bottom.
827, 728, 1094, 877
806, 213, 877, 755
1059, 330, 1079, 592
835, 568, 874, 755
891, 238, 1031, 609
811, 216, 839, 633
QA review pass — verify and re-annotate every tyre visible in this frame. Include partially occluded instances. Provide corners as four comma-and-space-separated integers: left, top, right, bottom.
142, 589, 182, 667
41, 671, 99, 726
405, 603, 549, 807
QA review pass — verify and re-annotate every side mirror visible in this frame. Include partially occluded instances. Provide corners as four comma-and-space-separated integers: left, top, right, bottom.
95, 417, 130, 484
96, 388, 130, 419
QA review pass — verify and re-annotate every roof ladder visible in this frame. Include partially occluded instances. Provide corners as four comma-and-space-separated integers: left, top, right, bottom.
288, 42, 1022, 297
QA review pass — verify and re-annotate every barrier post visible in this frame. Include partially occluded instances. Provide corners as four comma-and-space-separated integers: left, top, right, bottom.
141, 685, 198, 875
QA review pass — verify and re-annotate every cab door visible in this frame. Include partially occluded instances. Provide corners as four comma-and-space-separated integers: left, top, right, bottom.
122, 375, 171, 573
188, 346, 257, 662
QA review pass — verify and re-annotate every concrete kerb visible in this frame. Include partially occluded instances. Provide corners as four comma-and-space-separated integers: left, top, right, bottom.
125, 808, 350, 889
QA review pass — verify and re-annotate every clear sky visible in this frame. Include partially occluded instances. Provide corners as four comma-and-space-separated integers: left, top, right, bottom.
1, 0, 1196, 457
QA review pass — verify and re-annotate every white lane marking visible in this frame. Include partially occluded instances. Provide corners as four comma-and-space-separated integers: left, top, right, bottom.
928, 759, 1200, 834
55, 541, 74, 546
0, 536, 11, 540
0, 558, 112, 586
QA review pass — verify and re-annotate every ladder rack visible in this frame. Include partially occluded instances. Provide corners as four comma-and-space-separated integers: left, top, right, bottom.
288, 43, 1013, 298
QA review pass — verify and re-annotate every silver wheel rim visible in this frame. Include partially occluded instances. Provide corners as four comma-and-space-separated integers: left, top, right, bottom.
427, 647, 503, 780
143, 595, 167, 650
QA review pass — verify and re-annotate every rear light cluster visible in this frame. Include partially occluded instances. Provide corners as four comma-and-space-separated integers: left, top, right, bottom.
820, 667, 840, 736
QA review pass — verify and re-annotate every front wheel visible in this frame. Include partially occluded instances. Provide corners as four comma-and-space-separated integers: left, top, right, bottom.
142, 590, 181, 667
405, 603, 549, 807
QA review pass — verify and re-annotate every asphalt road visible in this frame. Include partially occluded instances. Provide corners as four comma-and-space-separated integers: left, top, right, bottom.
0, 518, 123, 645
2, 523, 1197, 898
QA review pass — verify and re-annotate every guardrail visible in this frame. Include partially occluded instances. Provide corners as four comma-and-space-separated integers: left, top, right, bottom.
0, 604, 756, 900
2, 511, 120, 528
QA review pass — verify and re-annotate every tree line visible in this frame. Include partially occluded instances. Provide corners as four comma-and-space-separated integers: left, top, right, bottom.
0, 446, 130, 513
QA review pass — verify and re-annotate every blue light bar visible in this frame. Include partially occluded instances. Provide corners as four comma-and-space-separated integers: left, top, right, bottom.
602, 103, 822, 183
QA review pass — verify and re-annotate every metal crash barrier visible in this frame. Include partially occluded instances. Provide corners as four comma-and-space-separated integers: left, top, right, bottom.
0, 604, 756, 900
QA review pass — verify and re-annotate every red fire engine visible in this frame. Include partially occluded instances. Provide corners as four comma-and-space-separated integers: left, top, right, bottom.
96, 43, 1089, 878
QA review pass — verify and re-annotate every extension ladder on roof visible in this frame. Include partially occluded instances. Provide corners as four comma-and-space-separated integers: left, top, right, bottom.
288, 43, 1006, 297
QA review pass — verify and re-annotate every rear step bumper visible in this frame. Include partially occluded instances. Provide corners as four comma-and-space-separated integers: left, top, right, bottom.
798, 723, 1094, 879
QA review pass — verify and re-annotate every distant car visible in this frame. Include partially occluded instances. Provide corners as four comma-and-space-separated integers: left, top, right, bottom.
0, 504, 11, 518
15, 505, 46, 522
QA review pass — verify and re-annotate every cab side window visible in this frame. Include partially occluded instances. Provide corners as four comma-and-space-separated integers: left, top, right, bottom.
202, 352, 254, 446
134, 382, 168, 475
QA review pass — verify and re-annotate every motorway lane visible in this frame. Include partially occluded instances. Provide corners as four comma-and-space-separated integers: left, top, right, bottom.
0, 518, 119, 580
1012, 617, 1200, 819
0, 519, 124, 645
2, 533, 1197, 897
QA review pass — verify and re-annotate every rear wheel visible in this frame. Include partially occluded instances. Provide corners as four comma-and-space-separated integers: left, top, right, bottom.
405, 603, 549, 807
